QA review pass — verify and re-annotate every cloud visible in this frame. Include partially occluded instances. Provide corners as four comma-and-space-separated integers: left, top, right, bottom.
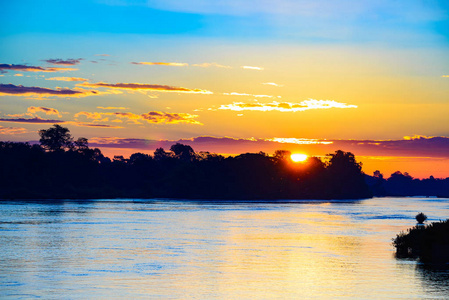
131, 62, 188, 67
267, 138, 333, 145
95, 54, 110, 57
241, 66, 264, 70
74, 111, 105, 120
141, 111, 202, 125
0, 64, 77, 73
442, 75, 449, 78
262, 82, 283, 87
27, 106, 62, 117
75, 110, 202, 125
0, 84, 101, 98
327, 137, 449, 158
132, 62, 232, 68
97, 106, 129, 110
66, 121, 123, 128
14, 74, 23, 77
80, 82, 213, 94
87, 135, 449, 160
0, 126, 28, 135
0, 117, 64, 124
218, 99, 357, 112
45, 77, 88, 82
44, 58, 82, 66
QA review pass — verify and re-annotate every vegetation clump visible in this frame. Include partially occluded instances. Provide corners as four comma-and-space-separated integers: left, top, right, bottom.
416, 212, 428, 225
393, 218, 449, 263
0, 125, 372, 200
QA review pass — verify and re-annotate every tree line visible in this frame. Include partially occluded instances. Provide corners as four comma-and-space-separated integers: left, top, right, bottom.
0, 125, 447, 200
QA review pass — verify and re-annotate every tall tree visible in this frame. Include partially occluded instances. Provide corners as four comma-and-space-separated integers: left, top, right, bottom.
39, 124, 73, 152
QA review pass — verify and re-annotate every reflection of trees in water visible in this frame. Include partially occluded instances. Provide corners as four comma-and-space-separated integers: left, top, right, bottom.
415, 263, 449, 295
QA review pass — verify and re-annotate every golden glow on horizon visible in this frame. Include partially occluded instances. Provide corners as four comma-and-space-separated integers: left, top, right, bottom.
290, 153, 308, 162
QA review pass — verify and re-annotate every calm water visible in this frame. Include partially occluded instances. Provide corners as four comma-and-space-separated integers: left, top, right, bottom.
1, 197, 448, 299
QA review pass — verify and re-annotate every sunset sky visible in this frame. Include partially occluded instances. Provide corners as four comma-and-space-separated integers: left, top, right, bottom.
1, 0, 449, 178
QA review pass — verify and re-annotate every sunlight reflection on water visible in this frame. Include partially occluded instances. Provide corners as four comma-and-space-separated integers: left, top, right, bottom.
0, 197, 448, 299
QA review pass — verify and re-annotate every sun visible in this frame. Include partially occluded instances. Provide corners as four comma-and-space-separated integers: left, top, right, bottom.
290, 153, 308, 163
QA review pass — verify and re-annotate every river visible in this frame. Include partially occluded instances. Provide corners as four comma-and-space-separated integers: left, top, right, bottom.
1, 197, 448, 299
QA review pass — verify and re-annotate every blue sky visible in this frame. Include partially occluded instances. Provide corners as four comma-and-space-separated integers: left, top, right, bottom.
2, 0, 449, 44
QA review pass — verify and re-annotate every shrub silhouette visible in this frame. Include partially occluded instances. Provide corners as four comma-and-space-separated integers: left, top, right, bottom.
416, 212, 428, 224
393, 219, 449, 262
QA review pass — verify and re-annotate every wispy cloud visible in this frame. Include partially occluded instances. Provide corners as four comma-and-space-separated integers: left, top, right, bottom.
0, 117, 64, 124
131, 62, 188, 67
262, 82, 283, 87
241, 66, 264, 70
0, 117, 122, 128
0, 84, 100, 98
442, 75, 449, 78
28, 106, 62, 117
218, 99, 357, 112
132, 61, 232, 68
44, 58, 82, 66
66, 121, 123, 128
142, 111, 202, 125
267, 138, 333, 145
74, 111, 105, 120
0, 64, 77, 73
0, 126, 28, 135
45, 77, 88, 82
80, 82, 213, 94
87, 135, 449, 160
75, 110, 202, 125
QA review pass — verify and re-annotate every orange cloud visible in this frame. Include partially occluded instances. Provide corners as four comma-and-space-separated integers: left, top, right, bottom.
74, 111, 104, 120
46, 77, 88, 82
218, 99, 357, 112
27, 106, 62, 117
65, 121, 123, 128
141, 111, 202, 125
0, 64, 77, 73
80, 82, 212, 94
0, 117, 64, 124
75, 110, 202, 125
267, 138, 333, 145
132, 61, 232, 68
0, 84, 101, 98
0, 126, 28, 135
131, 62, 188, 67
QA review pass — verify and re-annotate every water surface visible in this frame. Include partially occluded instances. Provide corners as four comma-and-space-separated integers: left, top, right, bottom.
1, 197, 448, 299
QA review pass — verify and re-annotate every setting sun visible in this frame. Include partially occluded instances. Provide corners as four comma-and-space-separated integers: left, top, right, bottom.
290, 153, 308, 162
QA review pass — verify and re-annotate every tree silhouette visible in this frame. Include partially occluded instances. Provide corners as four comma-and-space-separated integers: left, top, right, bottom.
39, 124, 73, 152
416, 212, 427, 224
74, 137, 88, 152
170, 143, 195, 161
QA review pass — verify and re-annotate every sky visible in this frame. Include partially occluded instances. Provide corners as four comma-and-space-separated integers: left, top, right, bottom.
1, 0, 449, 178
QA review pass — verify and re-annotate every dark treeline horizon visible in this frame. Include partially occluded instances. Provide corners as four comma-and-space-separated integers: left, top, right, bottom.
1, 125, 448, 200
